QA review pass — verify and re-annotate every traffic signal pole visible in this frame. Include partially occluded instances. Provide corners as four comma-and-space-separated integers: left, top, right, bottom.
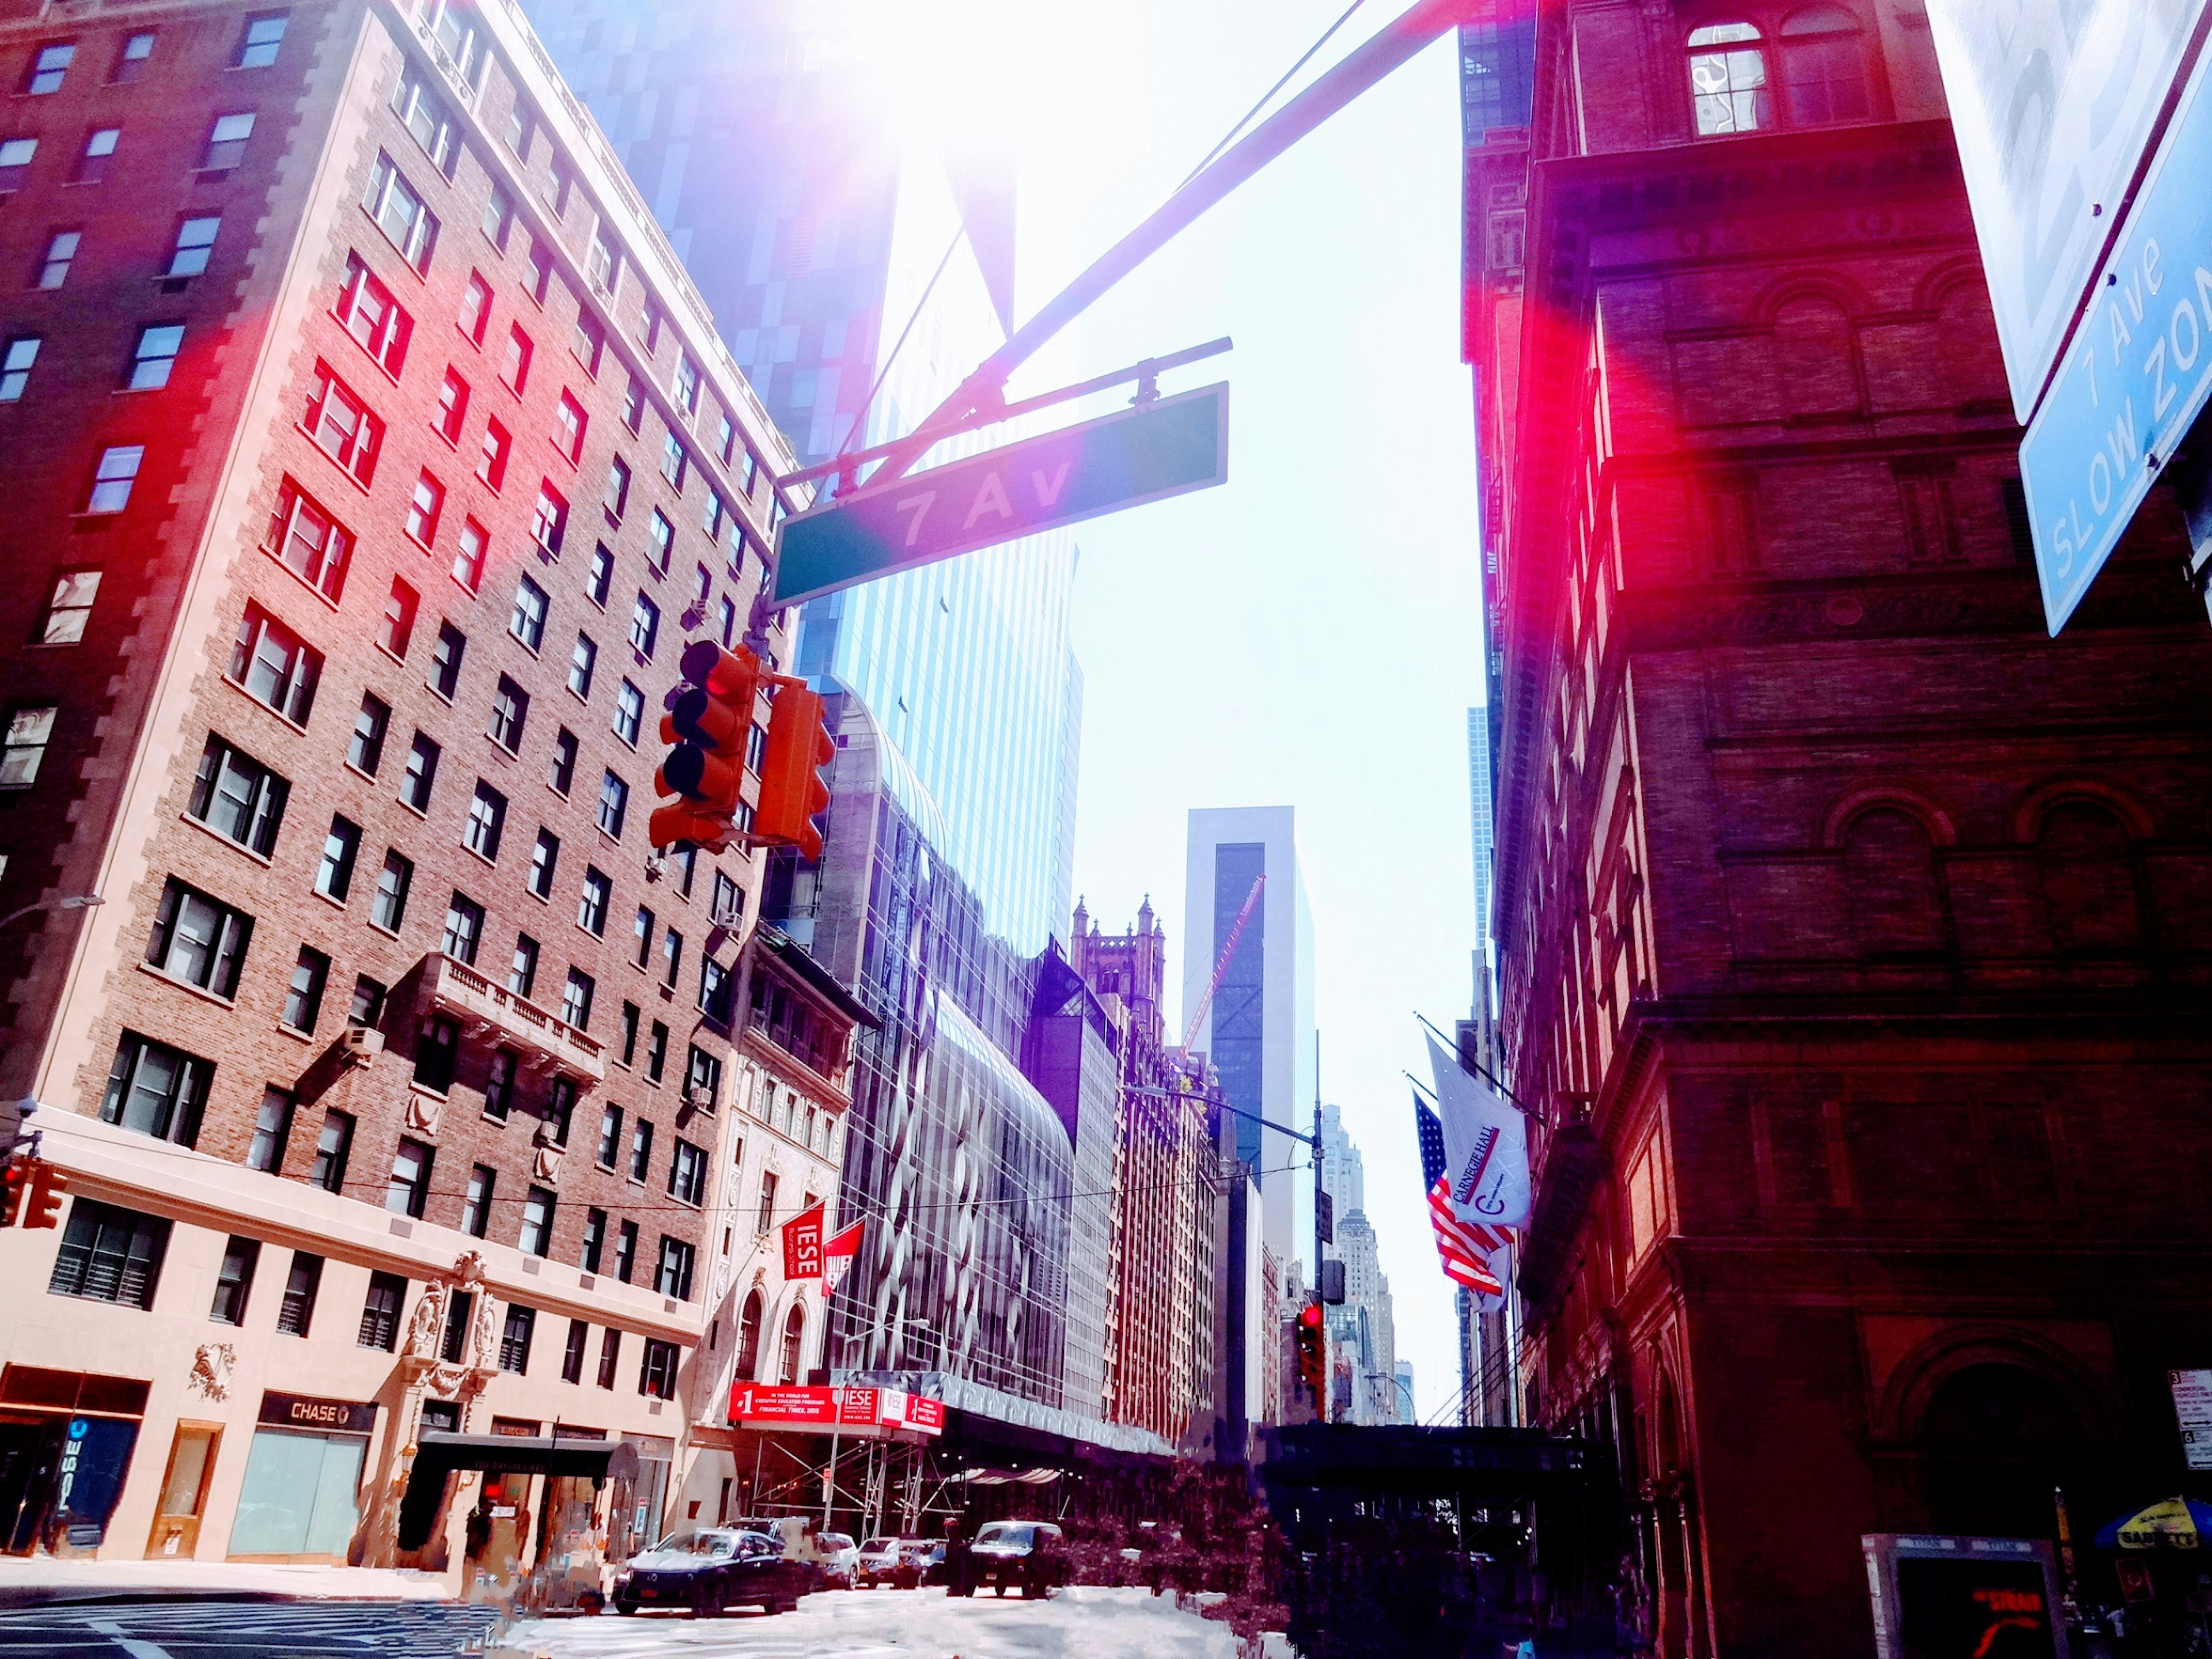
856, 0, 1482, 492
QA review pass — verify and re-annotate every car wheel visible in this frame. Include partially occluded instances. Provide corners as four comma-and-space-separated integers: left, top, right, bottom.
614, 1601, 637, 1616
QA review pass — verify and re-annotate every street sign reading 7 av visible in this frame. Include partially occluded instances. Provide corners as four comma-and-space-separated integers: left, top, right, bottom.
772, 381, 1229, 607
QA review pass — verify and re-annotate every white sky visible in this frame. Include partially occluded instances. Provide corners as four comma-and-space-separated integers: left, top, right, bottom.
863, 0, 1486, 1422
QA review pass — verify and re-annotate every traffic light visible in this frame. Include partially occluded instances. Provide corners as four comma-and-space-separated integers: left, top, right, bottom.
650, 641, 762, 853
2, 1160, 65, 1229
1296, 1301, 1327, 1410
753, 680, 833, 861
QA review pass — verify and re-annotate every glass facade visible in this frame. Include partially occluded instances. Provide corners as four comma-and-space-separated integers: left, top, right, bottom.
1460, 9, 1538, 140
1211, 843, 1268, 1166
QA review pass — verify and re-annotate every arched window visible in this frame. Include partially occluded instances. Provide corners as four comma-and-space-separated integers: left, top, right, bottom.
736, 1289, 763, 1380
1772, 293, 1859, 418
1688, 22, 1770, 135
2037, 801, 2143, 953
1843, 808, 1944, 957
1780, 6, 1869, 125
779, 1304, 807, 1384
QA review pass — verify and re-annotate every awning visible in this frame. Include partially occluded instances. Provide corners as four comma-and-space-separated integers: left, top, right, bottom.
397, 1433, 638, 1550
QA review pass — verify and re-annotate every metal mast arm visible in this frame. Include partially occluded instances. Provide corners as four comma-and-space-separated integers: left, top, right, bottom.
866, 0, 1479, 486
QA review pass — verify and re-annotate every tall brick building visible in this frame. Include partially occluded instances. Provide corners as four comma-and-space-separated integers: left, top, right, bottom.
1468, 4, 2212, 1654
0, 0, 835, 1580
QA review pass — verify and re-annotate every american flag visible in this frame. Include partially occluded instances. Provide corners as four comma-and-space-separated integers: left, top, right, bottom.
1416, 1093, 1510, 1298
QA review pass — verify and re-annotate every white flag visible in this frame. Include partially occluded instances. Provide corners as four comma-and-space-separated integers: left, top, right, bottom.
1426, 1035, 1531, 1230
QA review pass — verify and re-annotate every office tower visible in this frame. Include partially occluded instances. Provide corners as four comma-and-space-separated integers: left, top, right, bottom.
1183, 806, 1314, 1446
1318, 1101, 1364, 1222
1395, 1359, 1416, 1426
0, 0, 802, 1574
528, 0, 1083, 957
1469, 12, 2212, 1656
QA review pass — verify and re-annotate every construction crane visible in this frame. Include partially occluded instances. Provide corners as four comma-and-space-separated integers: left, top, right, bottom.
1181, 874, 1266, 1054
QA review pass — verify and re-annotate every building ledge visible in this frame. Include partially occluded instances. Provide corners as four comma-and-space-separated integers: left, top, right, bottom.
419, 950, 604, 1082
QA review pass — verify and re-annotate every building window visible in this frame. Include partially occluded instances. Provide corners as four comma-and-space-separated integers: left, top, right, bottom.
387, 1136, 433, 1218
597, 771, 628, 838
673, 354, 699, 415
619, 1002, 639, 1067
629, 592, 661, 658
0, 137, 37, 185
461, 270, 492, 344
777, 1307, 804, 1384
482, 179, 514, 249
528, 828, 559, 898
415, 1013, 460, 1092
573, 306, 605, 375
365, 152, 438, 271
586, 227, 619, 294
532, 482, 567, 556
349, 975, 387, 1029
316, 816, 360, 898
578, 866, 610, 935
200, 112, 255, 172
359, 1271, 407, 1350
519, 1185, 555, 1256
309, 1109, 353, 1192
596, 1327, 622, 1388
486, 1047, 518, 1117
188, 735, 289, 857
654, 1236, 695, 1301
556, 391, 587, 461
632, 906, 654, 968
235, 13, 287, 68
380, 579, 417, 657
613, 1219, 639, 1283
168, 216, 219, 278
24, 41, 75, 94
640, 1338, 679, 1399
275, 1251, 321, 1335
509, 575, 550, 651
668, 1139, 706, 1206
372, 850, 412, 931
461, 1164, 494, 1237
452, 518, 488, 590
266, 479, 353, 601
567, 634, 596, 699
146, 877, 252, 998
490, 676, 528, 752
561, 967, 594, 1031
0, 705, 54, 789
73, 127, 119, 185
547, 1077, 577, 1145
463, 781, 506, 861
478, 418, 510, 490
660, 432, 687, 492
523, 234, 552, 304
113, 33, 156, 82
684, 1044, 722, 1105
628, 1118, 653, 1183
509, 934, 540, 999
646, 1021, 668, 1084
229, 607, 320, 724
645, 511, 673, 574
401, 731, 440, 811
48, 1200, 169, 1309
698, 960, 731, 1025
336, 254, 411, 374
550, 728, 579, 794
128, 324, 185, 390
502, 323, 533, 393
440, 1292, 474, 1364
612, 680, 643, 746
1, 336, 39, 402
434, 367, 468, 442
1779, 6, 1869, 125
710, 870, 745, 926
392, 60, 457, 174
304, 362, 382, 485
406, 472, 444, 548
756, 1169, 777, 1236
736, 1291, 762, 1379
101, 1032, 211, 1146
282, 945, 329, 1033
427, 618, 465, 700
349, 695, 389, 775
621, 371, 643, 431
594, 1105, 623, 1171
441, 892, 483, 963
246, 1086, 293, 1173
86, 445, 143, 513
1688, 21, 1769, 135
562, 1318, 589, 1383
603, 458, 631, 521
582, 1205, 608, 1271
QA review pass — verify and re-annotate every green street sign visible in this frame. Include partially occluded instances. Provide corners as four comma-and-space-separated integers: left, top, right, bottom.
773, 381, 1229, 607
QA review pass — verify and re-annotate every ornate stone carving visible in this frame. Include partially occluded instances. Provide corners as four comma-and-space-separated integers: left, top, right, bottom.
187, 1342, 236, 1402
404, 1088, 445, 1136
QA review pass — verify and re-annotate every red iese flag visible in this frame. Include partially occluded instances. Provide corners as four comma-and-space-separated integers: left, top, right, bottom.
782, 1203, 824, 1279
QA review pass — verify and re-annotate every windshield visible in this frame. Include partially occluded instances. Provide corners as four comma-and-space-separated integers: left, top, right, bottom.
975, 1523, 1035, 1548
655, 1531, 738, 1557
861, 1537, 893, 1552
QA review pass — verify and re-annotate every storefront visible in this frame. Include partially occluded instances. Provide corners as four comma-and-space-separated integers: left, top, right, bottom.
0, 1365, 149, 1556
227, 1392, 378, 1562
398, 1429, 636, 1606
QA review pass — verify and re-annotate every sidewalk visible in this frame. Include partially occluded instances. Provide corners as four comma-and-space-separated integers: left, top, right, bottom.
0, 1554, 454, 1608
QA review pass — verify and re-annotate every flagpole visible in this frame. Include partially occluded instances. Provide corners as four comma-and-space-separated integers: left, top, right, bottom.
1414, 1010, 1540, 1118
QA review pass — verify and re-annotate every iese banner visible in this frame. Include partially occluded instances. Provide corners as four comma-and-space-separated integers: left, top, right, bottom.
1926, 0, 2209, 421
2021, 35, 2212, 631
728, 1383, 945, 1437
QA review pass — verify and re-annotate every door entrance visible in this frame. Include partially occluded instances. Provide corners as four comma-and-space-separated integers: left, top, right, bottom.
146, 1423, 221, 1559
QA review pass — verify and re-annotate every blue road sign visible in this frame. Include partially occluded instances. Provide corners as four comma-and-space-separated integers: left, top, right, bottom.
2022, 43, 2212, 635
773, 381, 1229, 607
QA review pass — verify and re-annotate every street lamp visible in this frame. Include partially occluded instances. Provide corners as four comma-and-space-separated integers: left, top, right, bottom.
0, 892, 101, 932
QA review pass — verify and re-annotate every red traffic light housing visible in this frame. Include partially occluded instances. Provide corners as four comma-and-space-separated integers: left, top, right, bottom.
651, 642, 763, 853
753, 681, 834, 861
2, 1160, 65, 1229
1296, 1300, 1327, 1409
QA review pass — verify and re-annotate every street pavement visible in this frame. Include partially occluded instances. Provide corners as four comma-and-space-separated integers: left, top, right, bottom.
500, 1585, 1260, 1659
0, 1598, 503, 1658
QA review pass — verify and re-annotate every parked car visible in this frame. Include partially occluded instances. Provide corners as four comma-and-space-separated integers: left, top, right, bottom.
903, 1538, 946, 1588
612, 1528, 810, 1617
855, 1536, 906, 1589
819, 1531, 859, 1589
956, 1521, 1068, 1599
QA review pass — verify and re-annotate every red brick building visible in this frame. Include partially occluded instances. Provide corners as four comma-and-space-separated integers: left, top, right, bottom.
1469, 5, 2212, 1654
0, 0, 827, 1581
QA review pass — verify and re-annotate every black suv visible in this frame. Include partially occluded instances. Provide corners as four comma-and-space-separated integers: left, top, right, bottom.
953, 1521, 1068, 1599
